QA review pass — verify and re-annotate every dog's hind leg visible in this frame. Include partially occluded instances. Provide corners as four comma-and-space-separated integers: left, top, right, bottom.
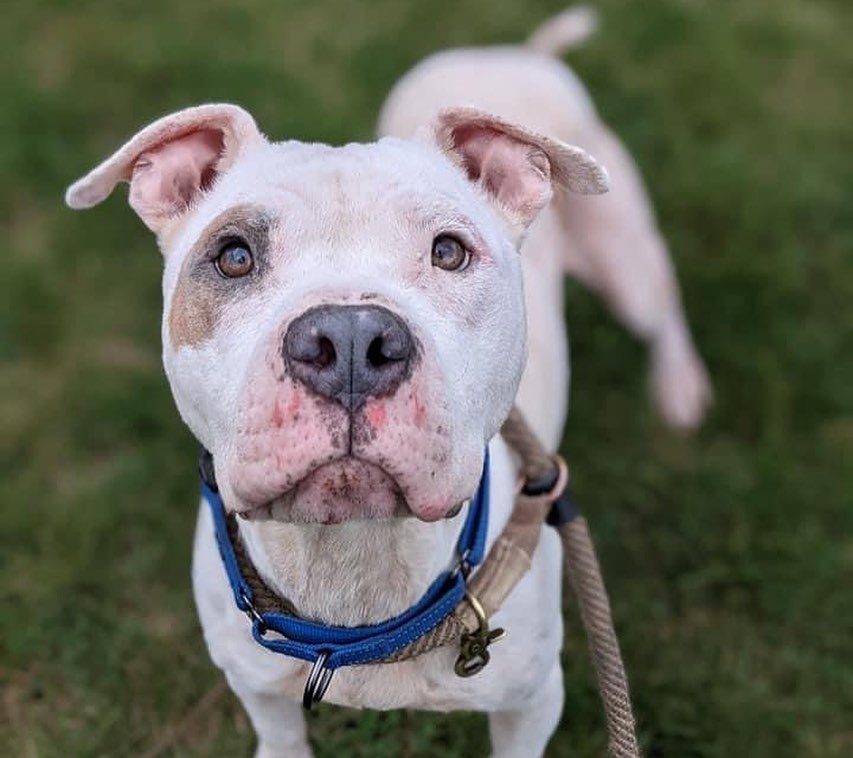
487, 660, 565, 758
557, 123, 712, 429
231, 683, 313, 758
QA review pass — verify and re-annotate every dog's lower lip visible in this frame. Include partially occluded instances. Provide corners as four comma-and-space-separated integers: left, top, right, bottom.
235, 456, 412, 522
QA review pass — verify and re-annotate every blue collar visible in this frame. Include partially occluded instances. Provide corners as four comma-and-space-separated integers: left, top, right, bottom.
202, 449, 490, 691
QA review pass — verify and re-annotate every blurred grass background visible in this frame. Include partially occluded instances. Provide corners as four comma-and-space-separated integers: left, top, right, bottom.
1, 0, 851, 755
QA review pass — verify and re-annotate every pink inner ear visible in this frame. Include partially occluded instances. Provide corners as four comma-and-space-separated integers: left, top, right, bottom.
129, 129, 224, 225
452, 125, 553, 225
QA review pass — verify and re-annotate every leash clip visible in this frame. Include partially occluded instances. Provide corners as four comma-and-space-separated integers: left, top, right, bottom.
302, 651, 334, 710
454, 590, 505, 677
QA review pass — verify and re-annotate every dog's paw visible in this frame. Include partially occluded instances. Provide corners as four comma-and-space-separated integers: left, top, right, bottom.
255, 744, 313, 758
650, 319, 713, 430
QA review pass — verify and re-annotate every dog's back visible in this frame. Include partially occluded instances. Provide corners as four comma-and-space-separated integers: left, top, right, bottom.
378, 6, 600, 144
378, 6, 713, 433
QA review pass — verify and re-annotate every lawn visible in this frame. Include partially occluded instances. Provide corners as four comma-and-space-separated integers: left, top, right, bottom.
1, 0, 851, 756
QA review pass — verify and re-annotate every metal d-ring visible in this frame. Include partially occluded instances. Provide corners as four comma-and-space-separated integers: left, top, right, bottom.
302, 651, 334, 710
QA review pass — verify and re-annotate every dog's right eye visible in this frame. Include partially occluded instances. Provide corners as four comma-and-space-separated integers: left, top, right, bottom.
215, 241, 254, 278
431, 234, 470, 272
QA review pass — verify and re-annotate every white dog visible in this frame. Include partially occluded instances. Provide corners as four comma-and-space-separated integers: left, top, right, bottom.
63, 9, 662, 757
380, 6, 711, 431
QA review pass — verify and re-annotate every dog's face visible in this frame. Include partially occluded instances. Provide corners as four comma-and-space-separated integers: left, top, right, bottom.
164, 139, 529, 524
67, 104, 606, 524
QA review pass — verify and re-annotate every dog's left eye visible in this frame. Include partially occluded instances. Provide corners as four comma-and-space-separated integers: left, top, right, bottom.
431, 235, 470, 272
215, 241, 254, 278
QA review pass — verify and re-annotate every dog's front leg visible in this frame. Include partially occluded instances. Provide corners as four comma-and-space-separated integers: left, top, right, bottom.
487, 660, 565, 758
230, 681, 312, 758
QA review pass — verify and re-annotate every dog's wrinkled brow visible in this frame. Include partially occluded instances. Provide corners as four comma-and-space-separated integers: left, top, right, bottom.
169, 205, 275, 349
191, 205, 275, 262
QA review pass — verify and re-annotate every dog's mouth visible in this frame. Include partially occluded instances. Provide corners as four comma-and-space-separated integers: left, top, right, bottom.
228, 343, 465, 524
236, 456, 410, 525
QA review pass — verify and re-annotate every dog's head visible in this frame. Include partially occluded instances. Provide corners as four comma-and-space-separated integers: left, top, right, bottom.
66, 104, 607, 524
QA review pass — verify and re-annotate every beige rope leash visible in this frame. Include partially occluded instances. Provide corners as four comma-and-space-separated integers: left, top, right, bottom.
563, 517, 641, 758
502, 407, 641, 757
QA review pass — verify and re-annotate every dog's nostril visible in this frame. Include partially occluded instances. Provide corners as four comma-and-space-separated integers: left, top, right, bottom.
315, 336, 337, 369
367, 336, 393, 368
367, 337, 384, 368
288, 329, 337, 368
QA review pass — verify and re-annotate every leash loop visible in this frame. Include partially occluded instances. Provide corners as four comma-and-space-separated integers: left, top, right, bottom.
517, 454, 569, 500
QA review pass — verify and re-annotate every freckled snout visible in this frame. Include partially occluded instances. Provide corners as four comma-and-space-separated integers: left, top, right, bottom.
283, 305, 414, 412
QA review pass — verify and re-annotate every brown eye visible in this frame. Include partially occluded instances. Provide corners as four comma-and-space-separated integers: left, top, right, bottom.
431, 234, 470, 271
215, 241, 254, 278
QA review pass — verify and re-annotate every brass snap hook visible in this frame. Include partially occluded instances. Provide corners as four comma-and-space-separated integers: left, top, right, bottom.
454, 590, 506, 678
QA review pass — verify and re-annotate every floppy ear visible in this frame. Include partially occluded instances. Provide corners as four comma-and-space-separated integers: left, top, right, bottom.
432, 106, 608, 238
65, 103, 264, 235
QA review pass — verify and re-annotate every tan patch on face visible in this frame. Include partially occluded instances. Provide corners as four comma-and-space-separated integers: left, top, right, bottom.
168, 205, 271, 349
168, 279, 218, 348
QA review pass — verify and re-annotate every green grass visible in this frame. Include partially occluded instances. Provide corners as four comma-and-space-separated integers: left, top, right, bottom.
2, 0, 851, 755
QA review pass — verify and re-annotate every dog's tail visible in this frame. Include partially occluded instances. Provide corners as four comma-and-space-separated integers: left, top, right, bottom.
526, 5, 598, 56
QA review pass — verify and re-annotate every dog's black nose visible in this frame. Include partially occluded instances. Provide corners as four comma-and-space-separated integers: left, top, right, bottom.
283, 305, 415, 412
